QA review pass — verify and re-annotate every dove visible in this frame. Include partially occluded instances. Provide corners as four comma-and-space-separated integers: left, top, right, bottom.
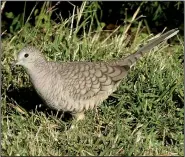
14, 28, 179, 121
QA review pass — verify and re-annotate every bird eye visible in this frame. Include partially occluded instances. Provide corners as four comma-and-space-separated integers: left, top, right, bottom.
24, 53, 29, 58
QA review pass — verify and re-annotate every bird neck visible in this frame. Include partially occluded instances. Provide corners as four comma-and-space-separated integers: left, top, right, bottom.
26, 59, 48, 76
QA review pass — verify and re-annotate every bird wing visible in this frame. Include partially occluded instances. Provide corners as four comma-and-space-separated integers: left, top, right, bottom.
61, 62, 129, 100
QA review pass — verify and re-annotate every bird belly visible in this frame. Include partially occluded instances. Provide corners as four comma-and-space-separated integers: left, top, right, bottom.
31, 71, 116, 113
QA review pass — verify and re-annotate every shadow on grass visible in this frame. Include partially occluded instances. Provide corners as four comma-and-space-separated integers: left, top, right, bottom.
6, 85, 73, 122
6, 85, 123, 122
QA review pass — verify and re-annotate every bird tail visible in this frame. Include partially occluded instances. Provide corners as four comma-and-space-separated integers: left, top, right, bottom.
112, 28, 179, 67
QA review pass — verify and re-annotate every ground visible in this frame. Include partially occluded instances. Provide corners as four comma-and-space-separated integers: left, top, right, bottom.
1, 8, 184, 155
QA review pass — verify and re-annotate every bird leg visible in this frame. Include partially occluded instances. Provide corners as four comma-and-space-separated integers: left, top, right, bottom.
69, 112, 85, 130
73, 111, 85, 121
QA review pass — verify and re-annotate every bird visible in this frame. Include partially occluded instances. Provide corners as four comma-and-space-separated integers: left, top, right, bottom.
14, 28, 179, 121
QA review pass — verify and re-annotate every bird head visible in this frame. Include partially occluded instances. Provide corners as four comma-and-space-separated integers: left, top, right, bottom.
13, 46, 46, 69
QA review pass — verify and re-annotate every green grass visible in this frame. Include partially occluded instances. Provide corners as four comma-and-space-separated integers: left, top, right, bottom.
1, 2, 184, 156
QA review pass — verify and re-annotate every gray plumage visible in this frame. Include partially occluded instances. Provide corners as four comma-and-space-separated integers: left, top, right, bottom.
14, 28, 179, 120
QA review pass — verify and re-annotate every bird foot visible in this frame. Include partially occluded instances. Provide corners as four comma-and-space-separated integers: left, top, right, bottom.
69, 112, 85, 130
74, 112, 85, 121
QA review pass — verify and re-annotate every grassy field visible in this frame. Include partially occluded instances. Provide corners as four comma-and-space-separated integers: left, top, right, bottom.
1, 2, 184, 156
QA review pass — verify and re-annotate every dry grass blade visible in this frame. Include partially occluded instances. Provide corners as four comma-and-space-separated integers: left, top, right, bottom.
1, 1, 6, 13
